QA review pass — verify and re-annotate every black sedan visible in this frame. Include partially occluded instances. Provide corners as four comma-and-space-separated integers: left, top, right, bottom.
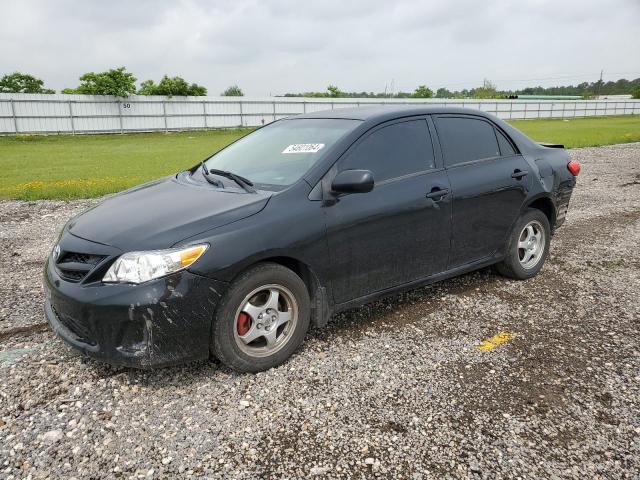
44, 106, 579, 372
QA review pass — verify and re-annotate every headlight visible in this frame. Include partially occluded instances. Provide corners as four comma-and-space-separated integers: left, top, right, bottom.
103, 244, 208, 284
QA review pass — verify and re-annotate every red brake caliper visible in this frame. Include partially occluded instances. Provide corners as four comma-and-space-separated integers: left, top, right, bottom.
237, 312, 252, 336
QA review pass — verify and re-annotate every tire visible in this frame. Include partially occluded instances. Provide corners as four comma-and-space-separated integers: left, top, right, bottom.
211, 262, 310, 373
496, 208, 551, 280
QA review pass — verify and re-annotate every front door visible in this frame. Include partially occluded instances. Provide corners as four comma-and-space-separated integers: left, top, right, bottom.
324, 118, 452, 305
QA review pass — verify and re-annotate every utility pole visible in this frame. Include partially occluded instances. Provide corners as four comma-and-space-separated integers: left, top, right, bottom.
596, 69, 603, 99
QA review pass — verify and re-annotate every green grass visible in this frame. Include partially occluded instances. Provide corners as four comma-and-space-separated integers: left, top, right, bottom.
0, 115, 638, 200
0, 129, 252, 200
511, 115, 640, 148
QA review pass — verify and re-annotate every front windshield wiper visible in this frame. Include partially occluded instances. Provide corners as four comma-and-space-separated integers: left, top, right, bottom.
206, 166, 256, 193
200, 161, 224, 188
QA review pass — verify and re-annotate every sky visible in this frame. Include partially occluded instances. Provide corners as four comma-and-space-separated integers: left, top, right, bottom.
1, 0, 639, 96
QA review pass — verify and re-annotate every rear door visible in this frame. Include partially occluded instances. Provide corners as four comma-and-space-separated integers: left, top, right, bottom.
324, 117, 451, 304
433, 115, 531, 268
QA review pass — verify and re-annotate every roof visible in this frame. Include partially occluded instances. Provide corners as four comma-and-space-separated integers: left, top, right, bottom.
292, 105, 492, 122
294, 105, 542, 156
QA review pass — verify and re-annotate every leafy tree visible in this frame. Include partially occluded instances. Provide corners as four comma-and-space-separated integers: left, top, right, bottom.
137, 79, 157, 96
294, 85, 344, 98
326, 85, 342, 98
472, 79, 499, 99
631, 85, 640, 99
221, 85, 243, 96
435, 87, 453, 98
63, 67, 137, 96
137, 75, 207, 96
0, 72, 54, 93
410, 85, 433, 98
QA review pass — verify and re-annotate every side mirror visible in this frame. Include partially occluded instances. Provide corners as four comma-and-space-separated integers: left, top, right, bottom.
331, 169, 374, 194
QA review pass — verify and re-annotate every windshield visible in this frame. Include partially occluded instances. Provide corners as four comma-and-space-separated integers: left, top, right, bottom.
203, 118, 360, 189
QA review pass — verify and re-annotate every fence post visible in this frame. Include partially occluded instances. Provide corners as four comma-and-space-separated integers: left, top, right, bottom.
272, 100, 276, 122
303, 101, 307, 113
118, 100, 124, 134
509, 101, 513, 120
68, 101, 75, 134
238, 100, 243, 127
203, 100, 208, 129
10, 99, 18, 134
162, 100, 168, 132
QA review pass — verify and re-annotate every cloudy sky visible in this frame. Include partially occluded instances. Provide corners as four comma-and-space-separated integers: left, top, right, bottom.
1, 0, 639, 96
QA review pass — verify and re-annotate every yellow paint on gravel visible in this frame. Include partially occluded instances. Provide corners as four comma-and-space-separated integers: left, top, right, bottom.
477, 332, 515, 351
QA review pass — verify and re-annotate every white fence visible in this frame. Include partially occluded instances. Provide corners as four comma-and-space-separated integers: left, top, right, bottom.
1, 93, 639, 135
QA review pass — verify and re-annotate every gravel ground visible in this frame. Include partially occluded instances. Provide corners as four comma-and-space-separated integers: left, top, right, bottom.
1, 143, 639, 479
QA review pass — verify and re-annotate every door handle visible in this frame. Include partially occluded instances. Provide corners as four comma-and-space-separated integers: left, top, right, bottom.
511, 169, 528, 179
426, 188, 449, 200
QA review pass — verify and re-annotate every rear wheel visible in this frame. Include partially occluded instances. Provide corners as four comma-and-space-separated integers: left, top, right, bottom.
211, 263, 310, 373
496, 208, 551, 280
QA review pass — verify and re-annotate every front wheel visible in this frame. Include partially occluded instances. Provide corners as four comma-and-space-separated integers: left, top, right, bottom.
211, 263, 310, 373
496, 208, 551, 280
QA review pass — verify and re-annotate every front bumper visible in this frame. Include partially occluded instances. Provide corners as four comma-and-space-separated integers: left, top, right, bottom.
43, 234, 228, 369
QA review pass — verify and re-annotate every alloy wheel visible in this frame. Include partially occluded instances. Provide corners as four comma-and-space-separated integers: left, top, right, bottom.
518, 220, 545, 269
233, 284, 298, 358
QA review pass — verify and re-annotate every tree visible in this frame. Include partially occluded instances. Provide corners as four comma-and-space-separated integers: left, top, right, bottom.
631, 85, 640, 99
0, 72, 54, 93
137, 79, 157, 96
63, 67, 137, 96
472, 79, 499, 99
435, 87, 453, 98
221, 85, 243, 96
326, 85, 342, 98
410, 85, 433, 98
137, 75, 207, 96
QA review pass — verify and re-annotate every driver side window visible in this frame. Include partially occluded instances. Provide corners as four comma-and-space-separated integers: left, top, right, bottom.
340, 119, 436, 182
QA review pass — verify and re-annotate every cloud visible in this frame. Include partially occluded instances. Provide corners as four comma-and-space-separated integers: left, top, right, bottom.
0, 0, 638, 95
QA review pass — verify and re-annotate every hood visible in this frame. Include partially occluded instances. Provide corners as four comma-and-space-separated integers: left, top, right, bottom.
68, 174, 271, 251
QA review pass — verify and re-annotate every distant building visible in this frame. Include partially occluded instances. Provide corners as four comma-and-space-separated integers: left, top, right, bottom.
595, 94, 632, 100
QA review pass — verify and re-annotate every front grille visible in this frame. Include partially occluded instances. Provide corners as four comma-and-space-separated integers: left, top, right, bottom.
60, 252, 105, 265
59, 269, 86, 282
56, 251, 107, 283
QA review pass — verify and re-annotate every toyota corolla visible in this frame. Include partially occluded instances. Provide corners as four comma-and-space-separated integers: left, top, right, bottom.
44, 106, 579, 372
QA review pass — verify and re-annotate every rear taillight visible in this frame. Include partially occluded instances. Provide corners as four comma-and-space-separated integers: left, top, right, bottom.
567, 160, 581, 176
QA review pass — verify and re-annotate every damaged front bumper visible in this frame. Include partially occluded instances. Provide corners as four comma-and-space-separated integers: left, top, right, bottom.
43, 237, 228, 369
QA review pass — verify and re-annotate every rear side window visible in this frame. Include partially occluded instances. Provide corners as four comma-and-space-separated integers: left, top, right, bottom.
496, 129, 516, 156
340, 119, 435, 182
435, 117, 500, 167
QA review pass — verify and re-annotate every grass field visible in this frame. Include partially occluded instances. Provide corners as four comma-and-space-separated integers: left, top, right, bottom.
1, 115, 639, 200
0, 129, 252, 200
509, 115, 640, 149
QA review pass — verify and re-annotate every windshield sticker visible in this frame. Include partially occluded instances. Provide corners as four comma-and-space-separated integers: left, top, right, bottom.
282, 143, 325, 154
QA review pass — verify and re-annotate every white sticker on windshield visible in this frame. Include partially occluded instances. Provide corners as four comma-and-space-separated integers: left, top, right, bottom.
282, 143, 325, 154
